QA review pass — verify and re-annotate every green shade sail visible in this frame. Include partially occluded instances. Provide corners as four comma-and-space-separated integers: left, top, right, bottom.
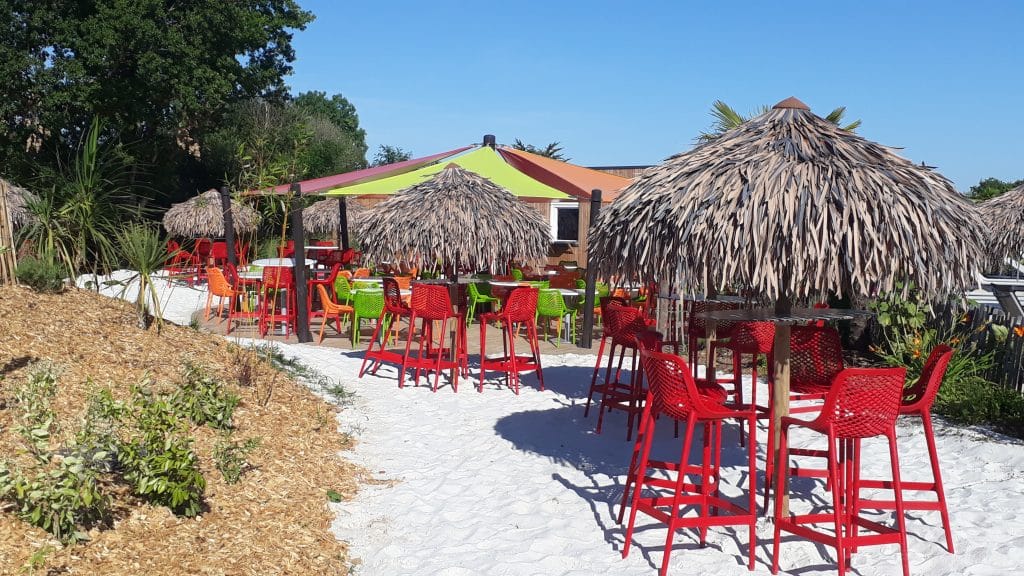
324, 147, 570, 199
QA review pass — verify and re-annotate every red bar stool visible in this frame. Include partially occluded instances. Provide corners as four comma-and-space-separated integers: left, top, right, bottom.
478, 287, 543, 394
685, 300, 739, 382
258, 266, 296, 337
189, 238, 213, 284
856, 344, 956, 553
360, 277, 415, 380
401, 283, 466, 392
222, 263, 260, 334
594, 302, 656, 440
717, 321, 775, 446
763, 324, 845, 510
584, 296, 638, 414
210, 241, 230, 267
622, 348, 758, 575
616, 330, 732, 524
771, 367, 911, 576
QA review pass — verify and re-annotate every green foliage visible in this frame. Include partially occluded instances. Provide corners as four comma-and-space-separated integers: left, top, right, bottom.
0, 0, 313, 195
171, 362, 240, 430
1, 364, 110, 544
213, 434, 261, 484
20, 118, 141, 277
370, 145, 413, 167
112, 222, 168, 331
511, 139, 567, 161
697, 100, 861, 142
15, 254, 66, 293
326, 489, 344, 503
119, 385, 206, 517
965, 177, 1024, 202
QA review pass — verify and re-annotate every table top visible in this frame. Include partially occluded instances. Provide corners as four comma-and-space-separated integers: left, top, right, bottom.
556, 289, 579, 297
237, 271, 263, 280
251, 258, 316, 268
489, 280, 527, 287
350, 277, 384, 283
699, 307, 871, 324
304, 245, 339, 251
679, 293, 748, 303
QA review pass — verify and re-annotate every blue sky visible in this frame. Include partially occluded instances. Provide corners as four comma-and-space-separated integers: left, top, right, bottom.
286, 1, 1023, 192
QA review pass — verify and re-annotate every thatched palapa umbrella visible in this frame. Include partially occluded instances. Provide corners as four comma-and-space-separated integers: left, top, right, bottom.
355, 163, 550, 272
302, 198, 364, 237
162, 189, 261, 238
1, 178, 38, 230
590, 97, 984, 512
592, 96, 983, 301
976, 183, 1024, 270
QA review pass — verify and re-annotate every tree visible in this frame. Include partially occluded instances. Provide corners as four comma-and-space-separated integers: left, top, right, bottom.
370, 145, 412, 167
966, 177, 1024, 202
697, 100, 862, 142
0, 0, 313, 199
294, 91, 367, 148
511, 139, 568, 161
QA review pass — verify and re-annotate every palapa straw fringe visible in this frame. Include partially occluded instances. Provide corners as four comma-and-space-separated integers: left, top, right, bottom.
355, 164, 550, 271
977, 183, 1024, 270
589, 99, 985, 301
162, 189, 261, 237
1, 178, 37, 229
302, 198, 364, 236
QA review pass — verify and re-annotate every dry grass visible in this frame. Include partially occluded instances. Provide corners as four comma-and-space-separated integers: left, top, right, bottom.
0, 285, 361, 575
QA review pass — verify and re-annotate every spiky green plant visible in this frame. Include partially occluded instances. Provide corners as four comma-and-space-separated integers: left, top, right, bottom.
114, 223, 167, 331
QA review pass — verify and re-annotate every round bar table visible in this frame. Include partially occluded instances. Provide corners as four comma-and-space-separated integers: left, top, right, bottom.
699, 306, 871, 515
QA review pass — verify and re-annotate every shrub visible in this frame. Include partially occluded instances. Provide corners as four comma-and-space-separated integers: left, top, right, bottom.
172, 361, 240, 430
119, 385, 206, 517
15, 255, 66, 293
933, 376, 1024, 436
213, 434, 261, 484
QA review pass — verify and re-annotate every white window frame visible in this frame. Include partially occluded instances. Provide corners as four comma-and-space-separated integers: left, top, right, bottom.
549, 201, 580, 244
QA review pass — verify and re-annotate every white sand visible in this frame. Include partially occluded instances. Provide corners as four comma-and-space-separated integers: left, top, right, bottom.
90, 275, 1024, 575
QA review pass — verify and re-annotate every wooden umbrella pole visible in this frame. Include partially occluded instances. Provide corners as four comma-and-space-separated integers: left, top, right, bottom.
771, 296, 793, 517
0, 180, 16, 285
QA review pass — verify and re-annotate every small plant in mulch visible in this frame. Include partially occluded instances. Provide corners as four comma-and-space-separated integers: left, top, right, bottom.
213, 433, 261, 485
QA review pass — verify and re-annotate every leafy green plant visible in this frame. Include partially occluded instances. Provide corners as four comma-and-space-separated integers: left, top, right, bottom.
15, 254, 66, 293
172, 361, 240, 430
213, 434, 261, 484
113, 222, 168, 331
119, 385, 206, 517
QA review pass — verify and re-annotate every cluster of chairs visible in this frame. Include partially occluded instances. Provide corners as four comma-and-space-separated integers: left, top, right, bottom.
584, 298, 955, 576
165, 239, 250, 284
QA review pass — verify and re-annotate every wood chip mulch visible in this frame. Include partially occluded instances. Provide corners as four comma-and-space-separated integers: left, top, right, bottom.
0, 285, 363, 575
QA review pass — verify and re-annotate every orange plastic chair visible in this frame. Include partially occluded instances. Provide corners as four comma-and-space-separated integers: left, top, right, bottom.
316, 284, 354, 343
353, 267, 371, 279
393, 276, 412, 290
339, 269, 353, 281
205, 267, 241, 323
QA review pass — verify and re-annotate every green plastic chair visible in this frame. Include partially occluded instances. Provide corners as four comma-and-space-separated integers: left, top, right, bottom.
334, 275, 354, 306
536, 288, 576, 347
351, 289, 384, 345
528, 280, 550, 289
575, 282, 610, 326
466, 282, 501, 325
511, 268, 524, 281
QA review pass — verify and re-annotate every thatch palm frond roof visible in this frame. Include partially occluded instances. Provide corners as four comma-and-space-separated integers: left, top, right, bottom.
162, 189, 261, 238
302, 198, 364, 236
590, 97, 984, 301
976, 183, 1024, 269
1, 178, 38, 230
355, 164, 551, 271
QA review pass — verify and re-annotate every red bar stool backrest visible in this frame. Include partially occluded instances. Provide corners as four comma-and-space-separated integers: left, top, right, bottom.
640, 349, 717, 421
502, 287, 538, 323
606, 302, 648, 347
810, 367, 907, 438
788, 325, 845, 390
634, 330, 664, 352
687, 300, 740, 338
382, 277, 411, 314
728, 321, 776, 354
193, 238, 213, 260
262, 266, 294, 290
211, 241, 229, 260
902, 344, 954, 413
410, 284, 452, 320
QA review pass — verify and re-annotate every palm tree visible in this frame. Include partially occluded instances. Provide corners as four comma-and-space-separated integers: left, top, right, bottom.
697, 100, 862, 143
511, 139, 568, 161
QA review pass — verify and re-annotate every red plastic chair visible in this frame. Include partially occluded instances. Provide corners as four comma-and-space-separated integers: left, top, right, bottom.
401, 284, 465, 392
308, 263, 341, 319
189, 238, 213, 282
360, 277, 414, 380
771, 367, 910, 576
210, 241, 230, 267
277, 240, 295, 259
764, 324, 845, 509
234, 240, 250, 267
583, 296, 635, 416
478, 287, 544, 394
622, 349, 758, 575
718, 321, 775, 445
857, 345, 956, 553
222, 263, 259, 333
164, 240, 191, 282
587, 300, 653, 440
258, 266, 296, 337
685, 300, 739, 381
